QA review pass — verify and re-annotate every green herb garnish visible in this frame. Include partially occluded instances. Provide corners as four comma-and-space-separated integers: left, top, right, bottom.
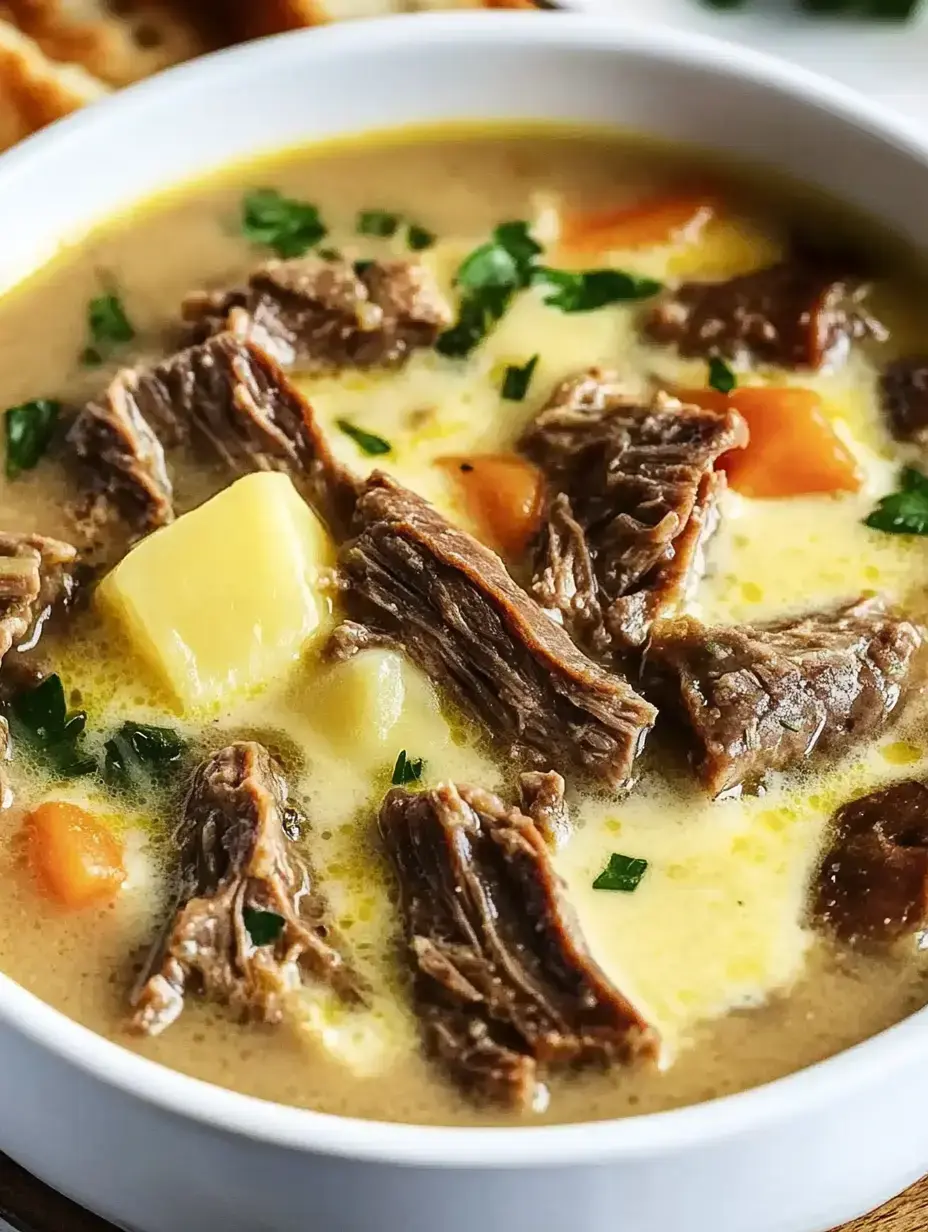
317, 247, 342, 262
592, 853, 649, 893
865, 467, 928, 536
336, 418, 391, 457
708, 356, 737, 394
101, 722, 183, 791
10, 674, 96, 778
4, 399, 60, 479
120, 722, 185, 764
241, 188, 327, 258
533, 267, 663, 313
353, 259, 374, 278
407, 224, 436, 252
437, 220, 542, 358
357, 210, 400, 238
243, 908, 286, 946
102, 737, 130, 788
82, 292, 135, 367
501, 355, 539, 402
392, 749, 424, 786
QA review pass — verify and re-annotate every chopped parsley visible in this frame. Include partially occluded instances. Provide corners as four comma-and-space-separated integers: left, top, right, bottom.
82, 291, 135, 367
357, 210, 436, 251
243, 908, 286, 946
708, 356, 737, 394
9, 674, 96, 778
241, 187, 327, 258
336, 418, 391, 457
103, 720, 186, 788
392, 749, 424, 786
4, 398, 60, 479
532, 267, 663, 313
437, 220, 542, 358
317, 246, 342, 262
501, 354, 539, 402
407, 223, 436, 252
357, 209, 400, 238
592, 853, 649, 893
865, 467, 928, 536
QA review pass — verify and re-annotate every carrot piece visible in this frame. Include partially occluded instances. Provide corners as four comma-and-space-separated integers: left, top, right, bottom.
561, 194, 716, 254
25, 801, 126, 909
437, 453, 545, 559
678, 386, 863, 499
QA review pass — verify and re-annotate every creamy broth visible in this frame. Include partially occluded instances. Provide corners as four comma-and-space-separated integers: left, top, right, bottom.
2, 127, 928, 1127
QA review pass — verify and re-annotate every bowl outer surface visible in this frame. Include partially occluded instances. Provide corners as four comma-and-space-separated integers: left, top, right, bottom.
0, 14, 927, 1232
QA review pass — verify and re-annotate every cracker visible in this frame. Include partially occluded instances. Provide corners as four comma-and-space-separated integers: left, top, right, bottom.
0, 15, 107, 152
2, 0, 213, 86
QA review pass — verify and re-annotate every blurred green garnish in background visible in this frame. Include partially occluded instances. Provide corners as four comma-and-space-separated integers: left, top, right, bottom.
703, 0, 920, 16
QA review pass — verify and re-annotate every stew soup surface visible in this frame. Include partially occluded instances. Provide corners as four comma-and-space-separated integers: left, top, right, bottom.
2, 126, 928, 1127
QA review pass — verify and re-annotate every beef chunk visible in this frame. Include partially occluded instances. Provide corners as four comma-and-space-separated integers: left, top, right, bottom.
67, 374, 174, 530
644, 598, 924, 798
71, 335, 359, 535
644, 262, 882, 370
518, 770, 569, 846
815, 779, 928, 945
0, 533, 77, 668
880, 356, 928, 446
521, 372, 746, 653
131, 741, 359, 1036
336, 473, 656, 788
380, 781, 657, 1109
181, 256, 452, 372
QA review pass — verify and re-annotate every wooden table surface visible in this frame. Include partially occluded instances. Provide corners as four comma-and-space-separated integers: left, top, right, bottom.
0, 1152, 926, 1232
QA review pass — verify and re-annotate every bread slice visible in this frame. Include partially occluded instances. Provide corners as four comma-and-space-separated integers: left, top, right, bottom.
212, 0, 540, 41
1, 0, 214, 86
0, 15, 108, 152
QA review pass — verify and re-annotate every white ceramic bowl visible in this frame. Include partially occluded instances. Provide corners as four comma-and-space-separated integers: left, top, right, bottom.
1, 15, 927, 1232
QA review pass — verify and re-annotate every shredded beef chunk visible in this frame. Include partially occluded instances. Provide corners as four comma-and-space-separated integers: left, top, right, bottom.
380, 782, 657, 1109
131, 741, 359, 1036
814, 780, 928, 945
521, 372, 746, 653
67, 375, 174, 530
336, 473, 656, 788
181, 256, 452, 372
880, 356, 928, 446
518, 770, 569, 846
644, 598, 923, 798
0, 533, 77, 668
644, 262, 882, 369
71, 334, 358, 535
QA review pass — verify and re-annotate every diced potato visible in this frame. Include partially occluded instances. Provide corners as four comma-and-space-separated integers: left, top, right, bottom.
97, 473, 332, 712
311, 649, 448, 768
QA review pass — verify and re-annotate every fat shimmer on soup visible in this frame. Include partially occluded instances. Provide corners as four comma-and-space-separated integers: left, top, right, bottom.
3, 126, 928, 1128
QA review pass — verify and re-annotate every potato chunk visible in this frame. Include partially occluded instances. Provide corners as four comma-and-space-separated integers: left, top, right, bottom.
98, 473, 332, 711
311, 649, 448, 768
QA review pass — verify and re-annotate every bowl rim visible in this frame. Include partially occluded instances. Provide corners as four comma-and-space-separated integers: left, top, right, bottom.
2, 8, 928, 1169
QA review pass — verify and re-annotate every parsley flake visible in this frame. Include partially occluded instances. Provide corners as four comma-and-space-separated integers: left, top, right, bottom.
592, 853, 649, 893
708, 356, 737, 394
865, 467, 928, 536
501, 355, 539, 402
4, 399, 60, 479
241, 188, 327, 258
336, 418, 391, 457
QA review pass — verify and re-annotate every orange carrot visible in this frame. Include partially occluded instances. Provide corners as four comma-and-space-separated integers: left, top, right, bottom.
678, 386, 863, 499
437, 454, 545, 559
561, 194, 716, 254
25, 801, 126, 909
